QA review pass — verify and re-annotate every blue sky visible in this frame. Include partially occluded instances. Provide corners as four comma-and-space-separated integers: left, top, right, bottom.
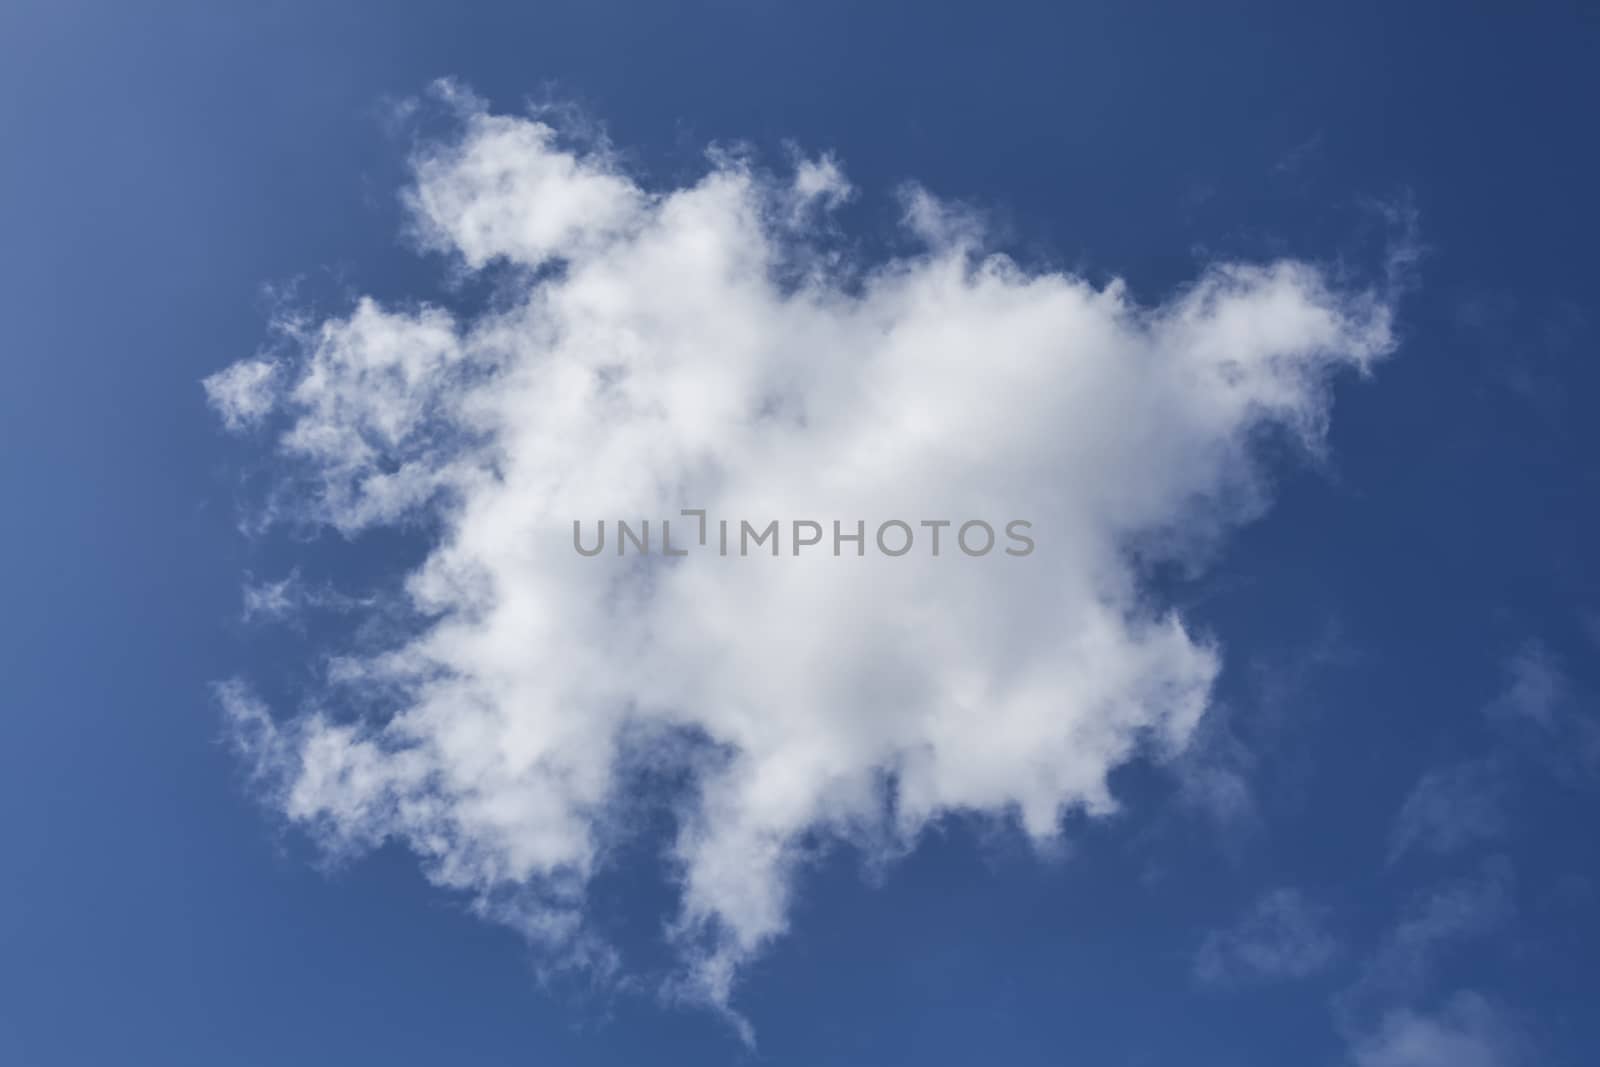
4, 2, 1599, 1065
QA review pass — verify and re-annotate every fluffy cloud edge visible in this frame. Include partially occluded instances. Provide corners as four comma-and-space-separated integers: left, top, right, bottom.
206, 80, 1399, 1021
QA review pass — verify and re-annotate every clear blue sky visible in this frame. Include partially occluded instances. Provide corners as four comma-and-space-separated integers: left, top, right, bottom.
3, 2, 1598, 1065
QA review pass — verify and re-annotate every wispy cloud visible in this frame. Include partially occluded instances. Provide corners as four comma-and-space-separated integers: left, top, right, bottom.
1340, 858, 1515, 1023
1195, 887, 1339, 985
1388, 761, 1507, 865
202, 358, 279, 431
1486, 642, 1572, 731
1484, 641, 1600, 781
240, 570, 372, 624
1333, 857, 1521, 1066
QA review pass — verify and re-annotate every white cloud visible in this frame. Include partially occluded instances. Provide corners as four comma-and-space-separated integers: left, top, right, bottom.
202, 358, 278, 429
240, 570, 371, 623
1195, 887, 1338, 985
207, 81, 1395, 1017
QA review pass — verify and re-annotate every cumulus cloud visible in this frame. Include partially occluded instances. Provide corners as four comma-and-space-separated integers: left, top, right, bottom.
1195, 887, 1339, 985
207, 81, 1395, 1016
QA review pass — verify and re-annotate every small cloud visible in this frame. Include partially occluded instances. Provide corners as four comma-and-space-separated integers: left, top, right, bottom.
789, 152, 852, 212
242, 575, 300, 622
1388, 761, 1506, 864
203, 358, 280, 430
1351, 992, 1521, 1067
1273, 132, 1325, 176
1485, 641, 1570, 730
1484, 641, 1600, 779
241, 571, 368, 623
212, 679, 291, 793
1195, 888, 1338, 986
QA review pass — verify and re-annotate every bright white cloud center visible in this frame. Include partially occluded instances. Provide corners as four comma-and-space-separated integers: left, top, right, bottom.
208, 83, 1394, 1009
